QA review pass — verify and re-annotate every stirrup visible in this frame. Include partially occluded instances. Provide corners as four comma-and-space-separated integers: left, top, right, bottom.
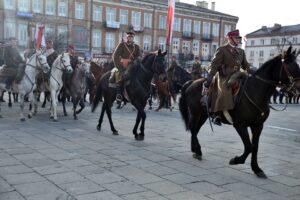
116, 94, 122, 102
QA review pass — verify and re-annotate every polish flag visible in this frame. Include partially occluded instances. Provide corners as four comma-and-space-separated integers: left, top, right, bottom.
166, 0, 175, 46
35, 24, 45, 49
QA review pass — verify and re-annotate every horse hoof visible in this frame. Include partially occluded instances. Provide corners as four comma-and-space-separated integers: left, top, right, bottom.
229, 157, 238, 165
64, 113, 68, 116
20, 118, 26, 122
256, 171, 267, 179
28, 114, 32, 119
96, 125, 101, 131
53, 119, 58, 122
50, 116, 54, 119
192, 153, 202, 160
112, 130, 119, 135
41, 105, 45, 108
8, 103, 12, 107
74, 116, 78, 120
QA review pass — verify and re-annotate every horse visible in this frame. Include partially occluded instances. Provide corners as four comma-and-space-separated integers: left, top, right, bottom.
152, 73, 172, 111
88, 61, 114, 103
61, 61, 91, 120
179, 46, 300, 178
0, 50, 50, 120
48, 53, 73, 121
92, 50, 167, 140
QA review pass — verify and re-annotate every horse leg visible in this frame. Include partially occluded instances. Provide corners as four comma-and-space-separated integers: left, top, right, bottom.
14, 93, 18, 102
96, 102, 106, 131
75, 98, 85, 114
62, 95, 68, 116
28, 92, 36, 118
19, 93, 26, 121
229, 126, 252, 165
133, 110, 142, 140
72, 98, 78, 120
190, 115, 206, 160
250, 125, 266, 178
42, 92, 47, 108
50, 90, 58, 121
105, 102, 118, 135
8, 92, 12, 107
0, 91, 2, 118
155, 95, 164, 111
137, 109, 146, 141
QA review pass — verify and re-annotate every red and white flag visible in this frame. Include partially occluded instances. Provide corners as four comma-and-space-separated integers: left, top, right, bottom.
35, 24, 45, 49
166, 0, 175, 46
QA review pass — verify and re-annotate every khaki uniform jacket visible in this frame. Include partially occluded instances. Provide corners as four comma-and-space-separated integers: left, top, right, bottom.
112, 42, 141, 72
208, 44, 249, 112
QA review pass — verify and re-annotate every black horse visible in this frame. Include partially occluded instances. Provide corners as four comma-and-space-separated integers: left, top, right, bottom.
172, 65, 192, 93
92, 50, 167, 140
179, 46, 300, 178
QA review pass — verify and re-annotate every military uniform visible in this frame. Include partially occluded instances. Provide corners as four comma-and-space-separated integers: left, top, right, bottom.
112, 41, 141, 83
167, 60, 178, 81
46, 48, 58, 68
191, 61, 202, 80
208, 44, 249, 113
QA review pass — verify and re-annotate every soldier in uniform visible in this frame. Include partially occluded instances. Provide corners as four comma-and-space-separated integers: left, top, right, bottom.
45, 40, 58, 67
4, 37, 25, 89
191, 56, 202, 80
111, 30, 141, 101
167, 56, 179, 94
204, 30, 250, 125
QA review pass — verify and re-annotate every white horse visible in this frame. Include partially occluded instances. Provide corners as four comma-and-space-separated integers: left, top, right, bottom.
0, 50, 50, 120
49, 53, 73, 121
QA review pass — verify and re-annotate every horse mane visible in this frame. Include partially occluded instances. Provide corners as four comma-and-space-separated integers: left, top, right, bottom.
254, 54, 281, 75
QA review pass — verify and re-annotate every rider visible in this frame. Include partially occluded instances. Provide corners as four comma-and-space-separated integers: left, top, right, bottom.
191, 56, 202, 80
167, 55, 179, 97
111, 29, 141, 101
45, 39, 58, 68
4, 37, 25, 89
67, 44, 79, 69
204, 29, 250, 126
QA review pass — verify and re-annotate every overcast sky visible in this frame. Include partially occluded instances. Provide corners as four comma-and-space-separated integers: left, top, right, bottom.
180, 0, 299, 38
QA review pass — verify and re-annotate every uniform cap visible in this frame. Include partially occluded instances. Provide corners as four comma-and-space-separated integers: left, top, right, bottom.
227, 30, 242, 38
68, 44, 75, 50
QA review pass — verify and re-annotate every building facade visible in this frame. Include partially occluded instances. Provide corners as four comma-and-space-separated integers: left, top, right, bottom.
0, 0, 239, 61
245, 23, 300, 68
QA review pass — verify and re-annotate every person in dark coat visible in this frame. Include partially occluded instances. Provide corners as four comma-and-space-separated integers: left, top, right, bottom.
204, 30, 250, 125
191, 56, 202, 80
46, 40, 58, 67
4, 37, 25, 89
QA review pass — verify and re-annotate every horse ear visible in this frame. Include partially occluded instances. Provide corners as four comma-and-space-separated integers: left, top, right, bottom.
162, 51, 167, 57
287, 46, 292, 55
158, 49, 162, 55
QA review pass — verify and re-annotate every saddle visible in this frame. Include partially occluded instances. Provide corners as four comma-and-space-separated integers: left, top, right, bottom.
226, 71, 248, 97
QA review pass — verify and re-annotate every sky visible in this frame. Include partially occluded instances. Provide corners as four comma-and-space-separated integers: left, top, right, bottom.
180, 0, 300, 38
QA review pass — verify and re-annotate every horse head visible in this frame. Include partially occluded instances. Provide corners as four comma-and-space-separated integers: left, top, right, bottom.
146, 49, 167, 76
79, 61, 92, 78
60, 52, 73, 73
280, 46, 300, 93
31, 50, 50, 73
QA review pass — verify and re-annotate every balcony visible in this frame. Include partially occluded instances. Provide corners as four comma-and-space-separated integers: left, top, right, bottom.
133, 26, 144, 33
201, 34, 213, 42
105, 21, 120, 29
182, 31, 193, 39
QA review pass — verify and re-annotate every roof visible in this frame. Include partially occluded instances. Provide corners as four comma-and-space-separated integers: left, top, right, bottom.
246, 24, 300, 37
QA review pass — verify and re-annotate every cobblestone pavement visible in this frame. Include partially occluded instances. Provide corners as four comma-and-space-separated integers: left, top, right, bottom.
0, 97, 300, 200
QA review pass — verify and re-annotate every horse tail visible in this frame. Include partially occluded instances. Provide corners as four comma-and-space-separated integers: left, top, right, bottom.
179, 80, 193, 131
91, 84, 102, 113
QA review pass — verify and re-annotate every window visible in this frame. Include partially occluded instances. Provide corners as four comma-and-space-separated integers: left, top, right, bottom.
193, 20, 201, 34
212, 23, 219, 37
46, 0, 55, 15
93, 29, 101, 48
183, 19, 192, 32
224, 24, 232, 37
18, 23, 28, 46
269, 49, 275, 57
259, 50, 264, 58
211, 43, 218, 55
292, 37, 298, 44
45, 25, 55, 38
182, 41, 190, 54
120, 9, 128, 25
144, 13, 152, 28
132, 11, 141, 27
251, 40, 255, 46
173, 18, 181, 32
260, 39, 264, 45
105, 32, 115, 53
75, 2, 85, 19
58, 25, 68, 42
143, 35, 151, 51
58, 0, 68, 17
250, 50, 254, 57
203, 22, 211, 37
93, 5, 102, 22
193, 40, 200, 55
4, 20, 16, 38
159, 15, 166, 30
33, 0, 42, 13
172, 38, 180, 54
134, 35, 140, 46
73, 26, 88, 48
158, 37, 166, 51
202, 43, 209, 58
106, 7, 116, 22
4, 0, 15, 10
18, 0, 29, 12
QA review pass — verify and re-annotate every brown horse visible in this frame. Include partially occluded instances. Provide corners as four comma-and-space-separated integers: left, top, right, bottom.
152, 74, 172, 111
179, 46, 300, 178
88, 61, 114, 103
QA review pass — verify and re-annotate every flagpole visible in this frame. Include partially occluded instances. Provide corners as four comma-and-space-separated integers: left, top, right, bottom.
165, 0, 175, 70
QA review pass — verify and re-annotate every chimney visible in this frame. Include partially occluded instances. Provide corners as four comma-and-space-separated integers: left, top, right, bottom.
261, 26, 267, 30
211, 2, 215, 10
204, 1, 208, 9
196, 1, 205, 8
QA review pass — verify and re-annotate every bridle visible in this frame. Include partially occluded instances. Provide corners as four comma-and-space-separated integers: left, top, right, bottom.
27, 53, 48, 71
54, 54, 72, 71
